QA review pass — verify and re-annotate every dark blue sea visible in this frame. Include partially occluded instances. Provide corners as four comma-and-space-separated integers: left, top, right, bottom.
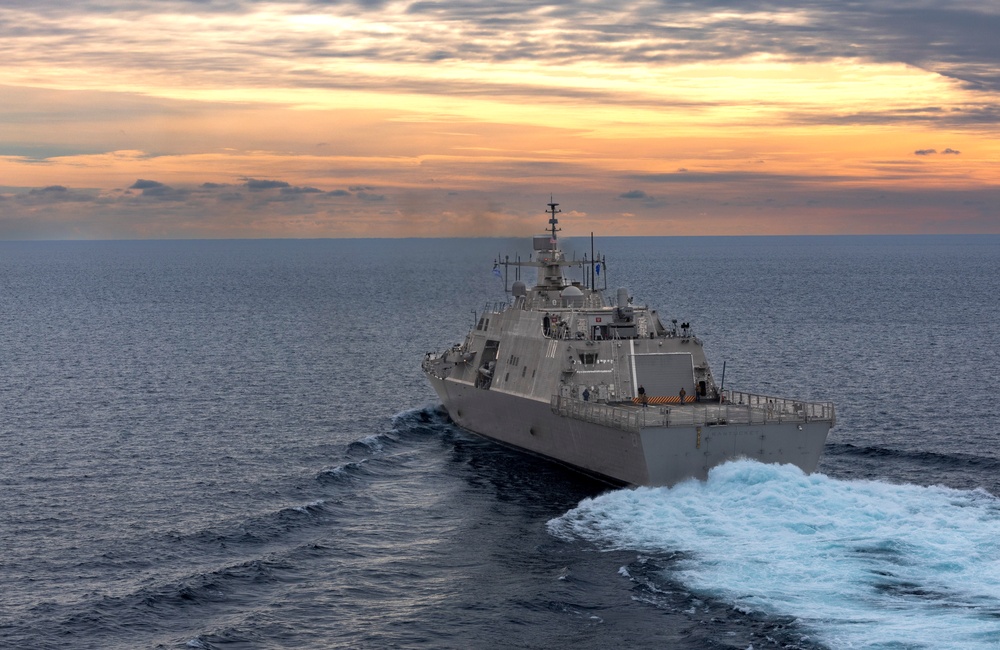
1, 235, 998, 649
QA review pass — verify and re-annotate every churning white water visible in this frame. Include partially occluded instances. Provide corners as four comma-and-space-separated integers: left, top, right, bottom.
549, 460, 1000, 649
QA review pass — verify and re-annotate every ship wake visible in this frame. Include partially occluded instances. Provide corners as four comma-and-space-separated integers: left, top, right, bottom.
548, 460, 1000, 649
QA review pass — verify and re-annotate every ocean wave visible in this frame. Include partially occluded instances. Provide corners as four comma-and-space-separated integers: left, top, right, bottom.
342, 406, 451, 457
548, 459, 1000, 649
316, 458, 373, 484
12, 553, 299, 649
826, 442, 1000, 472
389, 404, 454, 437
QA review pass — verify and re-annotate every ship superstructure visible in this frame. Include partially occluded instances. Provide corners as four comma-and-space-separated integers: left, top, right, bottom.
422, 201, 834, 486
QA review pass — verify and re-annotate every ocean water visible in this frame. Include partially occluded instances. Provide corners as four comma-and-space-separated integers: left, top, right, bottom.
0, 234, 998, 649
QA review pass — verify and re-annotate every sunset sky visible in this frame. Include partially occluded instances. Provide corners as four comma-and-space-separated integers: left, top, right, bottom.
1, 0, 998, 238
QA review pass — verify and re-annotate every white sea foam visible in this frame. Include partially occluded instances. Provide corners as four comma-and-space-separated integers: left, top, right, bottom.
548, 460, 1000, 649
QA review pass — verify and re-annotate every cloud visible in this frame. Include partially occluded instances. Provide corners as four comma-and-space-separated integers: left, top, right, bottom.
630, 170, 865, 184
244, 178, 291, 190
130, 179, 164, 190
128, 178, 188, 200
22, 185, 96, 203
5, 0, 1000, 93
792, 105, 1000, 128
2, 2, 999, 238
913, 148, 962, 156
4, 176, 1000, 239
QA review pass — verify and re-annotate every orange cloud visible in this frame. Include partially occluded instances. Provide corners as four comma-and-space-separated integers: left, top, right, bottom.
1, 2, 999, 238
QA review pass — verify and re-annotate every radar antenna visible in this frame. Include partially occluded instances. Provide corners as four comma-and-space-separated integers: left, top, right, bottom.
547, 196, 561, 248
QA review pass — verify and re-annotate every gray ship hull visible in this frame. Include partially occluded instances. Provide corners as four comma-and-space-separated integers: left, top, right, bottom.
428, 375, 830, 487
422, 200, 834, 487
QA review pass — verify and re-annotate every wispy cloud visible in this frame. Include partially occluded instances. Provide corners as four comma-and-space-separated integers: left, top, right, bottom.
4, 2, 1000, 101
1, 1, 999, 237
915, 147, 963, 156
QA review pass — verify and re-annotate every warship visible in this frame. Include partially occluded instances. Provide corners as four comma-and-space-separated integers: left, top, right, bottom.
422, 201, 835, 486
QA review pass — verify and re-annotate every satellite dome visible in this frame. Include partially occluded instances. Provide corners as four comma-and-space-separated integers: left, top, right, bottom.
561, 285, 584, 308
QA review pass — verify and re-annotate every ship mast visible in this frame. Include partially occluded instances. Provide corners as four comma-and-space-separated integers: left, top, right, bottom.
547, 198, 561, 248
493, 199, 583, 293
538, 198, 566, 288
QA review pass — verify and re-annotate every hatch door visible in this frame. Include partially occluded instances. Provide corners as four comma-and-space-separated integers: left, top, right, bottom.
631, 352, 695, 401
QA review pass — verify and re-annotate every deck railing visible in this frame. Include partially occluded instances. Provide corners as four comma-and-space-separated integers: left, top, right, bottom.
725, 390, 836, 424
550, 390, 835, 433
550, 395, 643, 432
